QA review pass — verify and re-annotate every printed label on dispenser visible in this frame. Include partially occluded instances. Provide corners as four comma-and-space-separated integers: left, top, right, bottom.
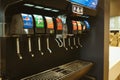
34, 15, 44, 28
80, 21, 86, 31
21, 13, 33, 29
84, 20, 90, 29
77, 21, 82, 30
72, 21, 77, 30
56, 18, 63, 30
45, 16, 54, 29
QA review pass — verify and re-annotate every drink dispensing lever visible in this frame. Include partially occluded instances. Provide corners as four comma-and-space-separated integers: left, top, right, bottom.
47, 37, 52, 53
16, 37, 23, 59
78, 37, 83, 47
63, 37, 68, 50
68, 37, 73, 49
55, 38, 63, 47
38, 37, 44, 55
73, 37, 78, 48
28, 37, 34, 57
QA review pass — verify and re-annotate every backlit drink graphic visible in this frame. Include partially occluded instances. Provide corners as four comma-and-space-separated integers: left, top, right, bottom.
77, 21, 82, 34
56, 18, 63, 31
22, 13, 33, 29
34, 15, 44, 28
72, 20, 77, 30
84, 20, 90, 30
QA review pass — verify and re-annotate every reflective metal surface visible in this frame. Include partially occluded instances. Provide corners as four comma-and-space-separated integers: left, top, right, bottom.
21, 60, 93, 80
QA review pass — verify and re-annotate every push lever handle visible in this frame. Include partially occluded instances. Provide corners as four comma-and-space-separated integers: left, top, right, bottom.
68, 38, 73, 49
55, 38, 63, 47
28, 37, 34, 57
78, 37, 83, 47
38, 37, 44, 55
73, 37, 78, 48
16, 38, 23, 59
63, 38, 68, 50
47, 37, 52, 53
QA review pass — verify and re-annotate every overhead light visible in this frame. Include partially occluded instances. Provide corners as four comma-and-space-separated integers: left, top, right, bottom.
24, 4, 34, 7
34, 6, 44, 9
51, 9, 59, 12
44, 8, 52, 11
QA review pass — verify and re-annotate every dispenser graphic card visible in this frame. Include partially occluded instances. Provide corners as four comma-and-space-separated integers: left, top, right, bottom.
45, 16, 54, 29
72, 21, 77, 30
56, 18, 63, 30
21, 13, 33, 29
84, 20, 90, 29
77, 21, 82, 30
33, 15, 44, 28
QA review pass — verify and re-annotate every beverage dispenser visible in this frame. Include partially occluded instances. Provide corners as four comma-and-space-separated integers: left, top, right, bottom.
10, 13, 34, 59
55, 17, 63, 48
72, 20, 79, 48
76, 21, 83, 47
60, 15, 69, 50
45, 16, 55, 53
33, 14, 45, 55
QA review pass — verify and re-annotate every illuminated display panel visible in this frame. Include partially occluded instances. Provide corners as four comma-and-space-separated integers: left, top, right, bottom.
21, 13, 33, 29
45, 16, 54, 29
70, 0, 98, 9
77, 21, 82, 30
84, 20, 90, 29
72, 20, 78, 30
33, 15, 44, 28
80, 21, 86, 30
56, 18, 63, 30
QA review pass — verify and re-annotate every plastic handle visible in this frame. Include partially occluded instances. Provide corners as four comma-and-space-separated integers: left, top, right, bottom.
74, 37, 78, 48
63, 38, 68, 50
38, 37, 44, 55
28, 38, 34, 57
47, 38, 52, 53
16, 38, 23, 59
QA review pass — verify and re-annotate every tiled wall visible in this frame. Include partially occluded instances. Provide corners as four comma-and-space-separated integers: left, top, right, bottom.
110, 16, 120, 30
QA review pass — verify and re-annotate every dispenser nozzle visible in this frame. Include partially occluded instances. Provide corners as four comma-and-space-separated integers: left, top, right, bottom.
78, 37, 83, 47
16, 38, 23, 59
68, 38, 73, 49
47, 37, 52, 53
55, 38, 63, 47
63, 38, 68, 50
28, 37, 34, 57
73, 37, 78, 48
38, 37, 44, 55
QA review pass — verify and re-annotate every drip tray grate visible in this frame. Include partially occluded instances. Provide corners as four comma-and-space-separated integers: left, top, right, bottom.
21, 60, 93, 80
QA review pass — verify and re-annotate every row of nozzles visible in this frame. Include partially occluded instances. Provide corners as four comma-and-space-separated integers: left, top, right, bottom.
16, 36, 82, 59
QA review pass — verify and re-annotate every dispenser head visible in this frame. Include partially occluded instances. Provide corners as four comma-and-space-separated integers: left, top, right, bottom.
56, 18, 63, 34
33, 14, 45, 34
45, 16, 54, 34
72, 20, 78, 34
77, 21, 82, 34
10, 13, 34, 35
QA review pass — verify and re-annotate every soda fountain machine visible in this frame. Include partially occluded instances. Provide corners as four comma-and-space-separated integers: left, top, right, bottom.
10, 13, 34, 59
0, 0, 109, 80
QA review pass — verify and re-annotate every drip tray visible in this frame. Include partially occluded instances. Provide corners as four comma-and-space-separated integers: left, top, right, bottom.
21, 60, 93, 80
